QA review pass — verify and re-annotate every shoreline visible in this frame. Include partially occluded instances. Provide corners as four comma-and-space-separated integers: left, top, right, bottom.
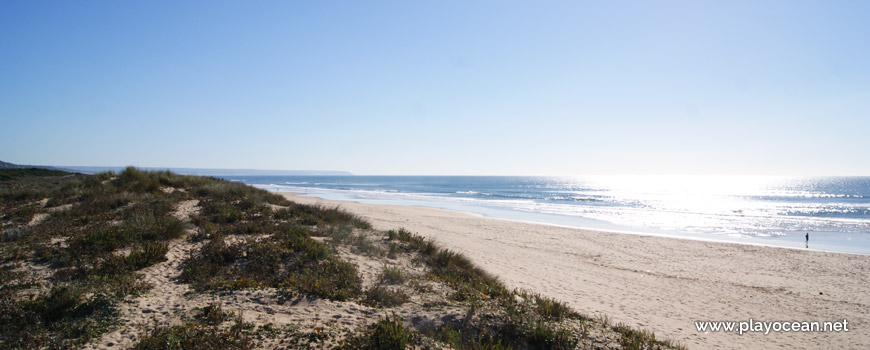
277, 189, 866, 257
280, 192, 870, 350
261, 185, 870, 255
484, 216, 869, 258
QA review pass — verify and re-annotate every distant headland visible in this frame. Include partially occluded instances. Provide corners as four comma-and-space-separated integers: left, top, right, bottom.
0, 161, 352, 176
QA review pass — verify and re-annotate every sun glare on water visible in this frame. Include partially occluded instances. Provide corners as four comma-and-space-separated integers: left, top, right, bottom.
576, 175, 795, 234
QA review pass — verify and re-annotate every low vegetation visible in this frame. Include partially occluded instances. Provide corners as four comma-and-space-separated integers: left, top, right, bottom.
0, 168, 73, 182
135, 316, 253, 350
340, 315, 414, 349
0, 168, 371, 348
179, 226, 362, 300
0, 168, 685, 350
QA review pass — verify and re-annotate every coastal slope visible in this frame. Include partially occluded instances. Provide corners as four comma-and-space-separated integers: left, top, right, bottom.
1, 168, 683, 349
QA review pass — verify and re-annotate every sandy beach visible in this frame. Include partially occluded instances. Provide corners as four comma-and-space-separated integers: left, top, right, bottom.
281, 193, 870, 350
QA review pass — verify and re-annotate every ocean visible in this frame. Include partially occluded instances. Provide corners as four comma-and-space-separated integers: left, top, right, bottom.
220, 175, 870, 254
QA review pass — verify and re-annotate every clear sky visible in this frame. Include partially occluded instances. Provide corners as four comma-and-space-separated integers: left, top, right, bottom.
2, 1, 868, 175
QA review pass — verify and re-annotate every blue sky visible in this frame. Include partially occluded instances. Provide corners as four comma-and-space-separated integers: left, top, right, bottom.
2, 1, 868, 175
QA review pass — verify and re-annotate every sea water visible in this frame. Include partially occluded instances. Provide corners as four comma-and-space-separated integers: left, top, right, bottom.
220, 175, 870, 254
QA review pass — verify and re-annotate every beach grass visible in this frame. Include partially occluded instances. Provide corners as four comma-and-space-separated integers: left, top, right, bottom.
340, 314, 413, 349
380, 265, 406, 284
134, 317, 254, 350
0, 168, 369, 346
0, 168, 685, 349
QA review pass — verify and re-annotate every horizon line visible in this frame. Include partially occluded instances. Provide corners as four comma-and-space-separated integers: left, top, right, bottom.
6, 161, 868, 177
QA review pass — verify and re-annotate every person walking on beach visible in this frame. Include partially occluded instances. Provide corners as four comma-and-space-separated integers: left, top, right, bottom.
805, 232, 809, 248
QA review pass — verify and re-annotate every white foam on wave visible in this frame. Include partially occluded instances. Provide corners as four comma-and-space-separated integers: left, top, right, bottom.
247, 180, 870, 254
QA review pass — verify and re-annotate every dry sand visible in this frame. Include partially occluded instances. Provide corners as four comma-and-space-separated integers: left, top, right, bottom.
281, 193, 870, 350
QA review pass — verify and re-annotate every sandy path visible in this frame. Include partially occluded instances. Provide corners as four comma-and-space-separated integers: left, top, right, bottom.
282, 193, 870, 350
84, 200, 203, 349
82, 239, 205, 349
83, 199, 441, 349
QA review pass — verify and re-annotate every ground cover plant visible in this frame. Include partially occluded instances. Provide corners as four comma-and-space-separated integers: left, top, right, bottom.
134, 310, 254, 350
0, 168, 685, 350
179, 225, 363, 300
0, 168, 371, 348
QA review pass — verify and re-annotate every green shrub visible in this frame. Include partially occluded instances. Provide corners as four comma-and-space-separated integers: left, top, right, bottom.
121, 212, 187, 241
386, 228, 435, 255
0, 187, 48, 204
178, 238, 242, 290
430, 325, 507, 350
69, 226, 137, 257
343, 315, 411, 350
313, 205, 372, 229
194, 303, 228, 326
527, 321, 576, 350
4, 205, 37, 223
124, 242, 169, 270
273, 208, 291, 220
381, 266, 405, 285
385, 229, 508, 301
0, 285, 117, 349
116, 167, 161, 193
134, 320, 252, 350
428, 248, 508, 301
281, 227, 329, 261
0, 168, 71, 181
153, 171, 213, 189
613, 322, 673, 350
181, 226, 361, 301
39, 286, 83, 321
283, 258, 362, 301
324, 225, 383, 256
99, 242, 168, 276
534, 295, 573, 322
193, 182, 247, 200
91, 192, 134, 211
362, 286, 409, 308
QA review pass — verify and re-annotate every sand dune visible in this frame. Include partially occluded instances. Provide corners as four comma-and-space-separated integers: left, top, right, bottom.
281, 193, 870, 350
